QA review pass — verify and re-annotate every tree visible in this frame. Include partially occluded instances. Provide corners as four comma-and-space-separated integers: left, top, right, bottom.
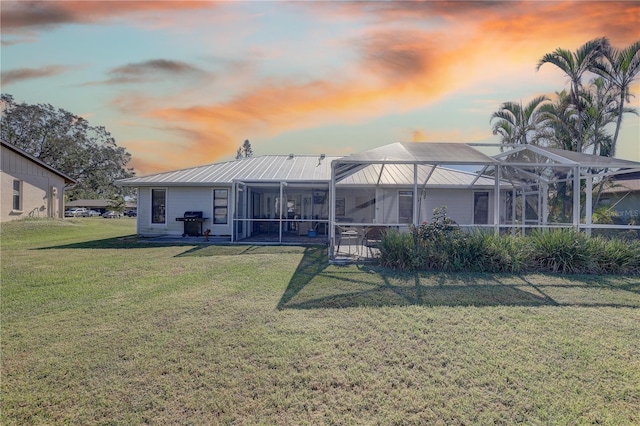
1, 94, 135, 200
235, 139, 253, 159
590, 40, 640, 157
537, 37, 608, 152
490, 95, 551, 145
539, 90, 579, 151
242, 139, 253, 158
107, 196, 126, 215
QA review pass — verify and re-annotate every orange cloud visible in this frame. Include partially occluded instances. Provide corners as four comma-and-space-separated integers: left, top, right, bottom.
110, 1, 640, 175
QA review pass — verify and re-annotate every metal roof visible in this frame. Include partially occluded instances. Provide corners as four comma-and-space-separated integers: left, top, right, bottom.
118, 154, 338, 186
117, 142, 640, 188
496, 145, 640, 169
339, 164, 502, 187
333, 142, 498, 182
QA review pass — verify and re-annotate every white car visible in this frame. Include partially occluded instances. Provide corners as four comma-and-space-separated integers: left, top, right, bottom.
65, 208, 88, 217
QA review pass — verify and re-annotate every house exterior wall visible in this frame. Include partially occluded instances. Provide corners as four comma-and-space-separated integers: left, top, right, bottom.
1, 144, 66, 222
600, 192, 640, 223
422, 188, 495, 225
136, 186, 233, 237
338, 187, 500, 226
133, 184, 506, 237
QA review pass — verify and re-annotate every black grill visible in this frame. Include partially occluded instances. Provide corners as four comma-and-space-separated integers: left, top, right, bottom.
175, 211, 208, 237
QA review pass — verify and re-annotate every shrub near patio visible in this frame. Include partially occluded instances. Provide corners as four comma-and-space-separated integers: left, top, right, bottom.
378, 208, 640, 274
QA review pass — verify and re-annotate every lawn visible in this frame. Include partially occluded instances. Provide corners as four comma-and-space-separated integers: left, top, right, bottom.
1, 218, 639, 425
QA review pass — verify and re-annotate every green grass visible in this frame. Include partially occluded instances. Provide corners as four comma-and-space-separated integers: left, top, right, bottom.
2, 218, 640, 424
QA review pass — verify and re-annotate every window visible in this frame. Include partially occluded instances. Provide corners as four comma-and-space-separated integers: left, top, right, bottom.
12, 180, 22, 210
398, 191, 413, 224
151, 189, 166, 224
474, 192, 489, 224
213, 189, 228, 224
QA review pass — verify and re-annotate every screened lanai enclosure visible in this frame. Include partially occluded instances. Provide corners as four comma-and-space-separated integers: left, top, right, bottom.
230, 143, 640, 260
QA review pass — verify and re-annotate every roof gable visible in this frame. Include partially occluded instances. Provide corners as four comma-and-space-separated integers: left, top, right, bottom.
1, 139, 76, 184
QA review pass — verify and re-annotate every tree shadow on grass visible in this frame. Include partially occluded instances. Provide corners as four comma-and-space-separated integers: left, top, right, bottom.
36, 235, 157, 250
278, 257, 640, 309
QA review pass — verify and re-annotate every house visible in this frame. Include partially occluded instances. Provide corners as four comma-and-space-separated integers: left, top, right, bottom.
598, 171, 640, 223
1, 139, 76, 222
116, 142, 640, 258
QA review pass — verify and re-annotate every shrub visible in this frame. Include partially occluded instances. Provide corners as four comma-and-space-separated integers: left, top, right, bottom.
527, 229, 596, 274
378, 230, 414, 270
378, 222, 638, 275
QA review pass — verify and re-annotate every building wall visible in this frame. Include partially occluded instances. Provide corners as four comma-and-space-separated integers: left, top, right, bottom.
1, 145, 66, 222
133, 184, 505, 236
136, 186, 232, 236
601, 192, 640, 223
375, 187, 498, 226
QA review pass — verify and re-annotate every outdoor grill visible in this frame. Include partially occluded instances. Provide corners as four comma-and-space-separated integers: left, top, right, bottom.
175, 211, 208, 237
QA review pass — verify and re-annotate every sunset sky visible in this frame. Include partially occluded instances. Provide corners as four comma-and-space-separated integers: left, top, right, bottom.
2, 0, 639, 175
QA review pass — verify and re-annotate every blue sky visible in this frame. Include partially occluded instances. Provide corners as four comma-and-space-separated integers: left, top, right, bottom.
2, 1, 639, 174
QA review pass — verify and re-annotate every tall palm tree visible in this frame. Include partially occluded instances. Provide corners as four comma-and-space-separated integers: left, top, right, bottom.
537, 37, 608, 152
589, 40, 640, 157
580, 77, 627, 157
490, 95, 551, 145
540, 90, 578, 151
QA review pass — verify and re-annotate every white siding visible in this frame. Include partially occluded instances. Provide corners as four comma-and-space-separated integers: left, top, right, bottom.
135, 186, 232, 237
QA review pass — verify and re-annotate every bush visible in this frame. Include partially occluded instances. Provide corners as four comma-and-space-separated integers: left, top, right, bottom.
527, 229, 596, 274
377, 208, 638, 275
378, 230, 414, 270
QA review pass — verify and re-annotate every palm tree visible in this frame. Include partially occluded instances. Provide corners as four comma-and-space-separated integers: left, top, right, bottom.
589, 40, 640, 157
490, 95, 551, 145
537, 37, 608, 152
539, 90, 578, 151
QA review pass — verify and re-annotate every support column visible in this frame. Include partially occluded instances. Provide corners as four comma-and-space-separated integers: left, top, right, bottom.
494, 165, 500, 235
585, 175, 593, 236
413, 163, 419, 226
511, 188, 516, 236
279, 182, 284, 243
573, 166, 580, 229
329, 162, 336, 259
541, 183, 549, 230
522, 191, 526, 234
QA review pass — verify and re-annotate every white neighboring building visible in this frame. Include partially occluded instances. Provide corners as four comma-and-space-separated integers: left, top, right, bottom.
1, 139, 76, 222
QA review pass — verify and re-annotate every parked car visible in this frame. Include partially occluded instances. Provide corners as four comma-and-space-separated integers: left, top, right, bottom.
86, 210, 101, 217
102, 211, 121, 219
125, 210, 137, 217
65, 208, 88, 217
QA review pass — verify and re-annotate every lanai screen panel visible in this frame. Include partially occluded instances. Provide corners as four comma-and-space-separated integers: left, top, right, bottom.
334, 142, 497, 182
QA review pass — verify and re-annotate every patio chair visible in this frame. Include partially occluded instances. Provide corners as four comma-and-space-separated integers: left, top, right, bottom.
335, 225, 361, 256
363, 226, 385, 257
